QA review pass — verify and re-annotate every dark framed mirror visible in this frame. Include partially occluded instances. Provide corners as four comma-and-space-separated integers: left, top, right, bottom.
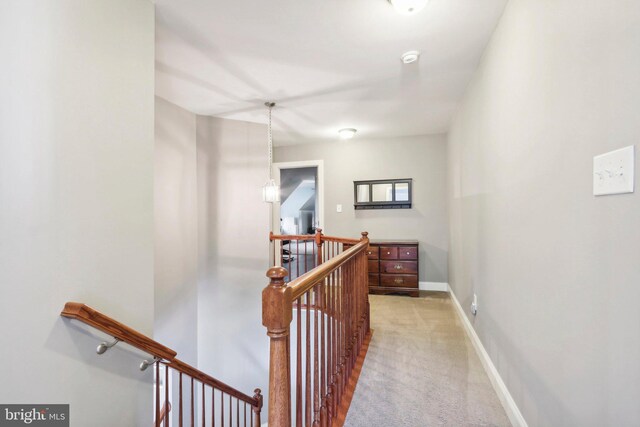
353, 178, 412, 209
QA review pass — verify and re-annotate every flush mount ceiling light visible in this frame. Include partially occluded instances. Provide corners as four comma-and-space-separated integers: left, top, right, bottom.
338, 128, 357, 140
401, 50, 420, 64
388, 0, 429, 15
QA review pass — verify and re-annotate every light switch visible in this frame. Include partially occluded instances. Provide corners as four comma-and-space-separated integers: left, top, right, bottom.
336, 204, 342, 213
593, 145, 635, 196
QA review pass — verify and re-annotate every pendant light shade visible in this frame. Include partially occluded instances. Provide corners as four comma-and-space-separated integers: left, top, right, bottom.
263, 102, 280, 203
262, 178, 280, 203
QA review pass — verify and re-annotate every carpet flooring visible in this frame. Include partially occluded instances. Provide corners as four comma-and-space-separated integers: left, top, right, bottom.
344, 292, 511, 427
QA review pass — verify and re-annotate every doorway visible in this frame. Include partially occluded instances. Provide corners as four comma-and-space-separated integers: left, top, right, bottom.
272, 160, 324, 235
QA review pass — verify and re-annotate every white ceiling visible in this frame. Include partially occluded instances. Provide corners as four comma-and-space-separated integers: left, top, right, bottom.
155, 0, 507, 146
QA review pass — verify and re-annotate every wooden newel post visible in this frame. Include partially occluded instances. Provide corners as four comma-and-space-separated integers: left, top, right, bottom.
263, 266, 293, 427
252, 388, 263, 427
315, 228, 324, 267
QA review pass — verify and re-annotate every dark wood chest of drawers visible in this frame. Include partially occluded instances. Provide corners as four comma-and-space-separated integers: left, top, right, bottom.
366, 240, 419, 297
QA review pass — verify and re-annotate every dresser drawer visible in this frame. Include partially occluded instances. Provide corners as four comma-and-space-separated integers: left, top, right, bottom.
365, 246, 379, 259
381, 274, 418, 288
368, 273, 380, 287
398, 246, 417, 260
380, 247, 398, 259
380, 260, 418, 274
367, 260, 379, 273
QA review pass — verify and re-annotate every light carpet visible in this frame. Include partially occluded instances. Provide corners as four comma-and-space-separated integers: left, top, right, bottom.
344, 292, 511, 427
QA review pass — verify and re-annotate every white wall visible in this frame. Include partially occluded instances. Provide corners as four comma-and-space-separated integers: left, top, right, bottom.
0, 1, 155, 425
196, 116, 271, 408
448, 0, 640, 425
155, 96, 199, 365
275, 135, 449, 283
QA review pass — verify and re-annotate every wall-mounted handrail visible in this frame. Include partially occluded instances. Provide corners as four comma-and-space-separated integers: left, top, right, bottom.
61, 302, 263, 426
61, 302, 177, 362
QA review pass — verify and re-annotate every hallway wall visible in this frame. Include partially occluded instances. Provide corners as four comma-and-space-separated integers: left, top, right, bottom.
196, 116, 271, 407
275, 134, 449, 283
448, 0, 640, 425
154, 99, 271, 410
0, 1, 155, 425
155, 97, 199, 366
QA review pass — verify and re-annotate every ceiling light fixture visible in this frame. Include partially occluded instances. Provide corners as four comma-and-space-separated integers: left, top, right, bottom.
338, 128, 357, 140
401, 50, 420, 64
388, 0, 429, 15
262, 102, 280, 203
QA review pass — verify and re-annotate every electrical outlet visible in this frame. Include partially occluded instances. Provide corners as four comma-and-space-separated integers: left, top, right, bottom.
336, 204, 342, 213
471, 293, 478, 315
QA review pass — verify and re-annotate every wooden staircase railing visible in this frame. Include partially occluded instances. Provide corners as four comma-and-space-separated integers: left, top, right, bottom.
263, 231, 372, 427
61, 302, 262, 427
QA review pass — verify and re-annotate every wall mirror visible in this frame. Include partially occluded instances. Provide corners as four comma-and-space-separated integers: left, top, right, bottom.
353, 178, 412, 209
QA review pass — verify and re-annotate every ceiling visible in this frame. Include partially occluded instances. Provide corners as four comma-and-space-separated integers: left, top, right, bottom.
155, 0, 507, 146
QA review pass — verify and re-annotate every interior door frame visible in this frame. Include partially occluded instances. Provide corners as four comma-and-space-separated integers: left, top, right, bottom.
272, 160, 325, 235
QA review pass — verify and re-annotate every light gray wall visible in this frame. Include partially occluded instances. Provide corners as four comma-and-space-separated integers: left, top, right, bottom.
448, 1, 640, 426
275, 135, 449, 283
155, 97, 199, 365
196, 116, 271, 407
0, 1, 154, 425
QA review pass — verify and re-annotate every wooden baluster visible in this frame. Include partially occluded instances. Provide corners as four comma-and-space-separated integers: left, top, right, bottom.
296, 239, 300, 279
327, 269, 334, 426
304, 240, 308, 275
296, 296, 302, 427
202, 383, 206, 427
305, 290, 311, 427
212, 388, 215, 427
165, 365, 170, 427
179, 373, 184, 427
263, 267, 292, 427
313, 284, 320, 426
236, 398, 239, 427
252, 389, 262, 427
191, 378, 195, 427
220, 392, 224, 427
312, 238, 316, 270
320, 278, 327, 427
155, 361, 160, 427
229, 395, 232, 427
244, 402, 247, 427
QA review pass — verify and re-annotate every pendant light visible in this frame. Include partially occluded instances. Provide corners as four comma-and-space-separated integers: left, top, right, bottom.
262, 102, 280, 203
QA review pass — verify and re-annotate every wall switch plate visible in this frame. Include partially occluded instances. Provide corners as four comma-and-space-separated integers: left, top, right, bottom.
336, 204, 342, 213
593, 145, 635, 196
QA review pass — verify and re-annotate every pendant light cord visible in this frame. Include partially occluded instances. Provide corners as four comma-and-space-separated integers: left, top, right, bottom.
266, 102, 275, 181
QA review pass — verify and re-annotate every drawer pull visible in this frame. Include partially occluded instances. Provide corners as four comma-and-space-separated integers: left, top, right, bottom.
394, 278, 404, 284
406, 252, 411, 255
394, 265, 403, 270
367, 251, 372, 255
387, 252, 391, 255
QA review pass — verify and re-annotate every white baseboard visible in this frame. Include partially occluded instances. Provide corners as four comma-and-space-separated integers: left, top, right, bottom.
448, 286, 528, 427
419, 281, 449, 292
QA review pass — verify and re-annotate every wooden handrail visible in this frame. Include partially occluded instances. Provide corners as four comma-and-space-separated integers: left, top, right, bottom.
154, 402, 171, 427
263, 231, 372, 427
269, 231, 360, 246
62, 302, 263, 426
61, 302, 177, 361
287, 239, 368, 300
167, 359, 260, 406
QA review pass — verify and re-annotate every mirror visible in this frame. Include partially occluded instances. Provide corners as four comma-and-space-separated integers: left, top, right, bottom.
395, 183, 409, 201
371, 183, 393, 202
353, 178, 412, 209
356, 184, 370, 203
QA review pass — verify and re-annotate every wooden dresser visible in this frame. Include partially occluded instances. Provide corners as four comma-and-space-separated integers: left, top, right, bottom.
366, 240, 419, 297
